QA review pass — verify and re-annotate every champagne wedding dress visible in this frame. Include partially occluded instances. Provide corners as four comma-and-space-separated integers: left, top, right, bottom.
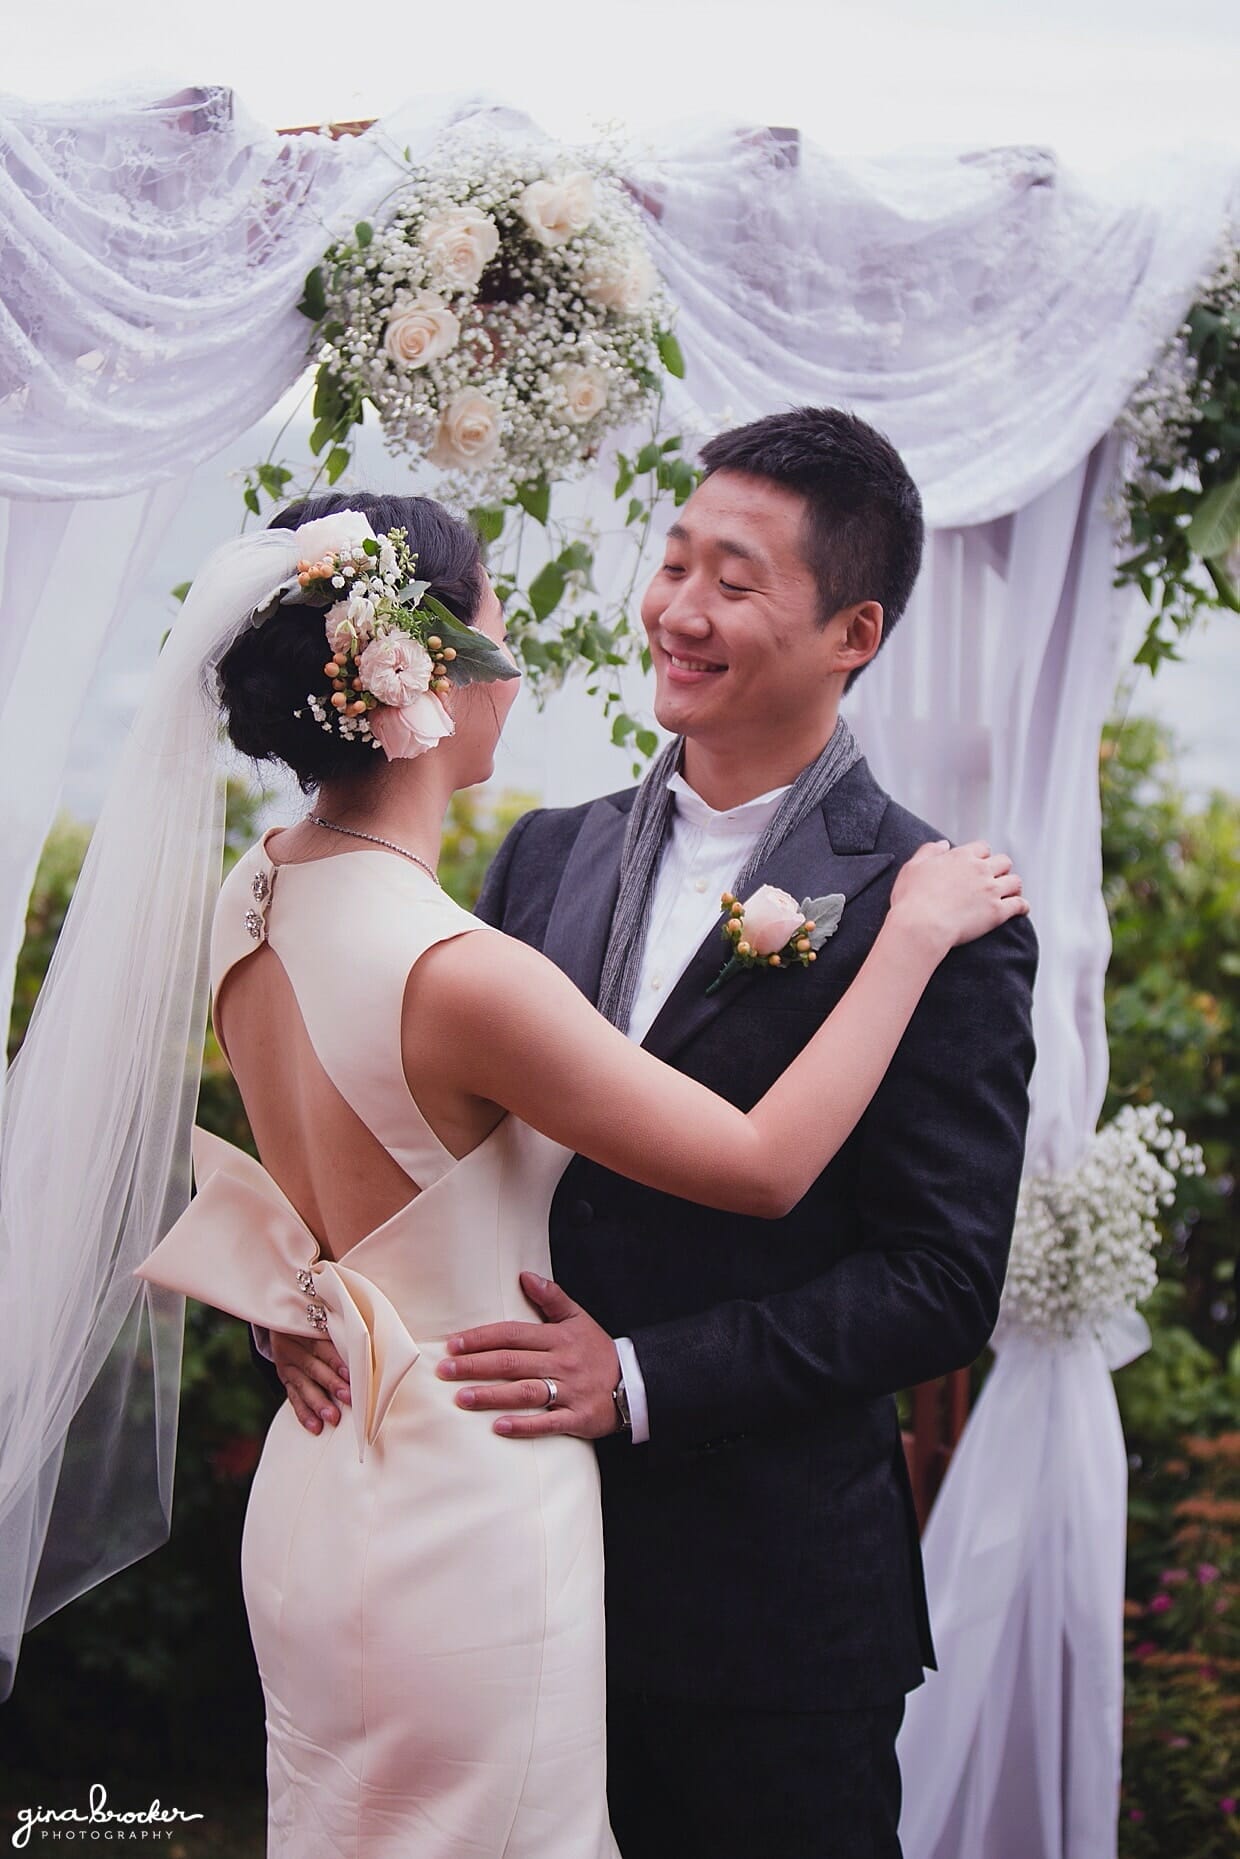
138, 836, 619, 1859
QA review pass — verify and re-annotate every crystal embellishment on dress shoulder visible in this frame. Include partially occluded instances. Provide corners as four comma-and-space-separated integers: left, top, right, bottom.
296, 1269, 316, 1295
306, 1302, 329, 1332
245, 864, 272, 941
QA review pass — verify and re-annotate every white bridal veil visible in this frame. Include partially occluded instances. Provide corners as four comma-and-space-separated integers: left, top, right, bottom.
0, 526, 304, 1693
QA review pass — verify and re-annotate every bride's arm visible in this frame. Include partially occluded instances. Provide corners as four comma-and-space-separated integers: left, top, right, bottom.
422, 843, 1027, 1219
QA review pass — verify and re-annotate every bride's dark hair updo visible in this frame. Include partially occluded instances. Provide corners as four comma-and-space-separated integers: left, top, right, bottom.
219, 492, 484, 790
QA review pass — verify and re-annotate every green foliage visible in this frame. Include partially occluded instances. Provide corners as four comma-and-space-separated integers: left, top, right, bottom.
1103, 717, 1240, 1855
6, 815, 91, 1063
1101, 717, 1238, 1355
1118, 245, 1240, 675
1119, 1432, 1240, 1856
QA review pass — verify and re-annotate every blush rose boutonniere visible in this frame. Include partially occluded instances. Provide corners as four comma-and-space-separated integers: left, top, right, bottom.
706, 884, 846, 995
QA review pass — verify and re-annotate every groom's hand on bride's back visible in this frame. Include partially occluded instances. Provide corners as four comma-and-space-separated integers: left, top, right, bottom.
270, 1332, 352, 1433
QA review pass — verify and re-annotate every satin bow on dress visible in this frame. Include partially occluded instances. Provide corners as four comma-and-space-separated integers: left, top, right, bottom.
137, 1128, 422, 1461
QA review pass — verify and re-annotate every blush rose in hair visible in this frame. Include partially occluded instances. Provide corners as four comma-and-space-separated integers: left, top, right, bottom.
369, 692, 455, 761
357, 634, 434, 707
741, 885, 805, 955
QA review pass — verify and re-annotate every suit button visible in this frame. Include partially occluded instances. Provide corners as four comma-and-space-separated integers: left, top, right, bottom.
571, 1200, 594, 1226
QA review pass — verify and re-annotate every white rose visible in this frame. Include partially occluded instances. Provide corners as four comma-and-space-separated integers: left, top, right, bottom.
292, 510, 377, 564
555, 363, 609, 425
518, 172, 595, 246
324, 593, 376, 658
420, 206, 500, 292
357, 632, 434, 707
382, 294, 461, 370
427, 390, 503, 470
740, 885, 805, 957
583, 248, 658, 314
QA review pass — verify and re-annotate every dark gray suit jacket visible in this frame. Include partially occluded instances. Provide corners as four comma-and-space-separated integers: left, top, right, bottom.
475, 756, 1037, 1711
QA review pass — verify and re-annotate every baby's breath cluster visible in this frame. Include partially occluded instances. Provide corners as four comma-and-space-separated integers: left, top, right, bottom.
1000, 1104, 1205, 1343
305, 133, 674, 502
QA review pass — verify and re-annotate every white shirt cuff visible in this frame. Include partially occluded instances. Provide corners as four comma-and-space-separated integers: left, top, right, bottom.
613, 1335, 650, 1444
252, 1324, 274, 1363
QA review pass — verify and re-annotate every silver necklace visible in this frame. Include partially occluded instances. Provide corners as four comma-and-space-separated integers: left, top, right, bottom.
309, 816, 441, 887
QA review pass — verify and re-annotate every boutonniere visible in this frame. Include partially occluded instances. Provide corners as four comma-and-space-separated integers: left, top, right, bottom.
706, 884, 846, 996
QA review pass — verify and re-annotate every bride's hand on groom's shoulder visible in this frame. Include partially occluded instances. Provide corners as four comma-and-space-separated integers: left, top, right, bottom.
270, 1331, 352, 1433
436, 1274, 624, 1441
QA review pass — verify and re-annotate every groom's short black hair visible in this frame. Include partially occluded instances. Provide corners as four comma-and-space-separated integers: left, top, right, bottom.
699, 407, 924, 684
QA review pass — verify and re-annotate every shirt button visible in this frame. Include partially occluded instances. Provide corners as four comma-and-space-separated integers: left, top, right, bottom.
650, 975, 662, 991
693, 878, 708, 893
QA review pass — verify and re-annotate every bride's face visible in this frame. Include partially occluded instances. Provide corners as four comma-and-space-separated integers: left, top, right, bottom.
444, 573, 520, 786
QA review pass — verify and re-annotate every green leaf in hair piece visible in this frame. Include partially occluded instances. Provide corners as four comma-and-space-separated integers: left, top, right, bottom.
419, 595, 520, 685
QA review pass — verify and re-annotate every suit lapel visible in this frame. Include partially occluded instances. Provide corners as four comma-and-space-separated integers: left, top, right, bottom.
541, 796, 631, 1006
642, 761, 894, 1065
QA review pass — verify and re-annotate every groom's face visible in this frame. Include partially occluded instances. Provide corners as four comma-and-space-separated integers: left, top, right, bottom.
640, 470, 845, 749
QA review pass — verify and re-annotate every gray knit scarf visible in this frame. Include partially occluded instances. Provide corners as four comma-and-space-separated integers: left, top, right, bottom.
596, 716, 862, 1029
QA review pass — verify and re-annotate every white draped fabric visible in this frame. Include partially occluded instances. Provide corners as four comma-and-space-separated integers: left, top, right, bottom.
1, 87, 1237, 1840
851, 434, 1142, 1859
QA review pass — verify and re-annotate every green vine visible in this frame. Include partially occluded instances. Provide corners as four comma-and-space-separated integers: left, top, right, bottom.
1117, 237, 1240, 675
239, 341, 694, 774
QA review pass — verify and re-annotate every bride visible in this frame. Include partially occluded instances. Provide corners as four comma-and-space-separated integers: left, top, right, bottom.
0, 491, 1026, 1857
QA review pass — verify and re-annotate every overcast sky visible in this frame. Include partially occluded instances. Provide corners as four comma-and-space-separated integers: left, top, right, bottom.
8, 0, 1240, 162
8, 0, 1239, 813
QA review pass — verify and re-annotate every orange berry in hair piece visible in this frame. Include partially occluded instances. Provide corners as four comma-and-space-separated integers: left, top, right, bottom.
324, 660, 341, 677
330, 692, 348, 710
427, 636, 442, 652
736, 941, 752, 957
769, 954, 782, 967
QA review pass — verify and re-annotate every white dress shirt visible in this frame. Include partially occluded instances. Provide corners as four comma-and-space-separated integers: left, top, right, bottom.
614, 773, 791, 1441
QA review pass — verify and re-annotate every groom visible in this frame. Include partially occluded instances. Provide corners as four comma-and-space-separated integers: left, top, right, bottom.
274, 408, 1037, 1857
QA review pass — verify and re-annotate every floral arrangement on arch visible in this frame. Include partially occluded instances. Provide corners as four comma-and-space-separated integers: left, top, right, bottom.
295, 135, 684, 504
999, 1104, 1205, 1344
1116, 229, 1240, 675
236, 133, 697, 770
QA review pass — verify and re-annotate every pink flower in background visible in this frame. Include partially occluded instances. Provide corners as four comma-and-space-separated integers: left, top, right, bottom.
1130, 1641, 1158, 1660
1147, 1592, 1173, 1614
1128, 1809, 1145, 1823
1160, 1568, 1189, 1585
1197, 1563, 1221, 1584
741, 885, 805, 956
1220, 1799, 1237, 1816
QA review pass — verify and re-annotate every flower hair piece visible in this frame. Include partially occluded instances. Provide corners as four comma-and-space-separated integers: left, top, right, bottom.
256, 509, 518, 761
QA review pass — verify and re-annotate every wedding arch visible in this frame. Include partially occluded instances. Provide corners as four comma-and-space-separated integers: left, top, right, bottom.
0, 84, 1236, 1859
